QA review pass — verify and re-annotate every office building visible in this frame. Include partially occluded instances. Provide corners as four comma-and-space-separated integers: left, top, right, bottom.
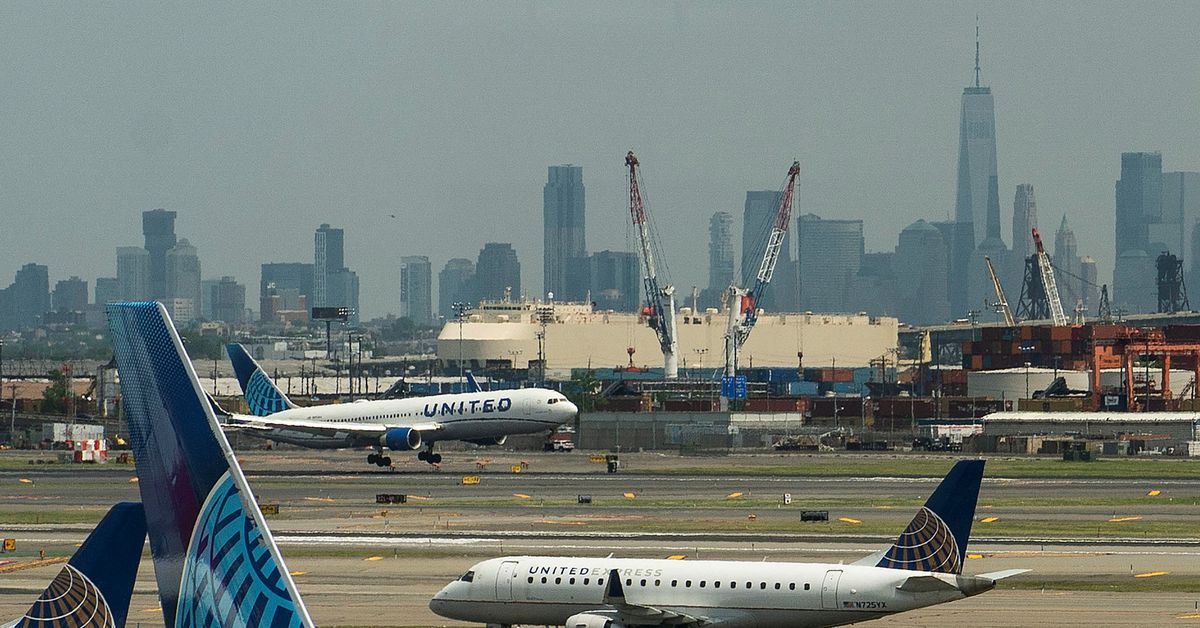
742, 190, 794, 310
142, 208, 177, 299
1163, 171, 1200, 271
1012, 184, 1037, 263
846, 252, 897, 317
438, 258, 476, 320
52, 277, 88, 312
475, 243, 521, 302
797, 214, 863, 312
544, 165, 587, 300
589, 250, 640, 312
0, 263, 50, 330
94, 277, 119, 305
260, 263, 313, 322
1053, 216, 1083, 307
313, 224, 345, 308
165, 239, 201, 322
1114, 152, 1163, 312
211, 276, 246, 324
399, 256, 433, 324
895, 220, 950, 325
116, 247, 150, 301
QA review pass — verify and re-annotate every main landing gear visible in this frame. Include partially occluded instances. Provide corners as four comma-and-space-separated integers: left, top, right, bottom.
417, 446, 442, 465
367, 448, 392, 467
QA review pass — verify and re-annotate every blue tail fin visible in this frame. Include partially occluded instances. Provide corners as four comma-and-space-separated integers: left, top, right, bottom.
19, 502, 146, 628
107, 302, 312, 627
226, 342, 295, 416
465, 370, 483, 393
876, 459, 984, 574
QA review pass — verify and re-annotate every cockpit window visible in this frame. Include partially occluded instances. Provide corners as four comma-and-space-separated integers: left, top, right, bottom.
459, 571, 474, 582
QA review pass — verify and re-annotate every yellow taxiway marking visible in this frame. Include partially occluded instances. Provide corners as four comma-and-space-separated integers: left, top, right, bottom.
726, 492, 744, 499
129, 477, 139, 483
1176, 613, 1200, 619
513, 493, 532, 499
1134, 571, 1168, 578
405, 495, 431, 501
838, 517, 862, 525
364, 556, 384, 561
666, 555, 686, 560
18, 478, 32, 484
1108, 516, 1143, 523
536, 520, 587, 525
303, 496, 335, 502
143, 607, 162, 613
1148, 489, 1162, 496
0, 557, 67, 574
623, 492, 636, 499
290, 571, 306, 576
980, 516, 1000, 523
967, 554, 984, 559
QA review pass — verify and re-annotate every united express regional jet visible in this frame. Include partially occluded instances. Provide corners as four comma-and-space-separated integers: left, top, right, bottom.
430, 460, 1026, 627
224, 343, 577, 466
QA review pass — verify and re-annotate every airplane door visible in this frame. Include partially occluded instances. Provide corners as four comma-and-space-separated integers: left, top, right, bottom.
495, 561, 519, 601
821, 570, 842, 610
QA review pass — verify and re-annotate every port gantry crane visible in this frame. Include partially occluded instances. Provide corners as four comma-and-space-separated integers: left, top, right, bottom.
1032, 227, 1068, 326
984, 255, 1016, 326
724, 160, 801, 380
626, 151, 679, 379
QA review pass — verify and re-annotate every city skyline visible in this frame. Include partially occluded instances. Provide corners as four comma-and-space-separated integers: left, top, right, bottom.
1, 4, 1199, 319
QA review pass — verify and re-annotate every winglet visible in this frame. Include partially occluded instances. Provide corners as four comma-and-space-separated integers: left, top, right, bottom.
108, 302, 313, 627
21, 502, 146, 628
226, 342, 296, 416
876, 459, 984, 574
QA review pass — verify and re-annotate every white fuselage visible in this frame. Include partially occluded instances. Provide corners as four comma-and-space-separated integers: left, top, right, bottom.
243, 388, 575, 449
431, 556, 988, 628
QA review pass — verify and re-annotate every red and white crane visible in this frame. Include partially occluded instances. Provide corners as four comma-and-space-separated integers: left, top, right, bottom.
626, 151, 679, 379
724, 161, 801, 378
1032, 227, 1068, 326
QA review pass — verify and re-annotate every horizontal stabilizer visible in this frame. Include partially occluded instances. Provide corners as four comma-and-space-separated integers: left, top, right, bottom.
897, 575, 958, 593
977, 568, 1031, 581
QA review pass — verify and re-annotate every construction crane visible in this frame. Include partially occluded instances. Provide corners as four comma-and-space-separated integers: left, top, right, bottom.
983, 255, 1015, 326
626, 151, 679, 379
724, 161, 802, 378
1031, 227, 1068, 326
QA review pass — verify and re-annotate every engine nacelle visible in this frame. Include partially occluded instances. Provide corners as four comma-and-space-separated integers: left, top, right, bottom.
465, 435, 507, 447
564, 613, 624, 628
380, 427, 422, 451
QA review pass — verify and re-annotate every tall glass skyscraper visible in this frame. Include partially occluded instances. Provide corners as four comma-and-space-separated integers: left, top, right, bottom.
142, 208, 177, 299
399, 255, 433, 324
543, 165, 586, 301
313, 223, 345, 308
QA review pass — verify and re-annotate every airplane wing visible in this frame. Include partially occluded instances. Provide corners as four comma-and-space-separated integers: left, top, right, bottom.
598, 568, 713, 626
223, 413, 442, 437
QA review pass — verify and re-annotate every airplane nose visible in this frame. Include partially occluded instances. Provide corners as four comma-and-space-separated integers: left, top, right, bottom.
560, 400, 579, 421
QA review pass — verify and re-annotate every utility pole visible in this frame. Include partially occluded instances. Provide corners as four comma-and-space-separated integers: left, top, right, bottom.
453, 302, 468, 389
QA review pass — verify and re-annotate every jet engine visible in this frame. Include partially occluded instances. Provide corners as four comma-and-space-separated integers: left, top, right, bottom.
564, 613, 625, 628
381, 427, 422, 451
465, 435, 507, 447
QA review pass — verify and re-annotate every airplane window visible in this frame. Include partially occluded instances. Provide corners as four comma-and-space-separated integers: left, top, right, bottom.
804, 583, 811, 591
671, 580, 678, 587
774, 583, 781, 590
686, 580, 692, 587
625, 579, 632, 586
459, 571, 474, 582
699, 581, 705, 588
528, 577, 534, 584
640, 579, 646, 587
569, 578, 575, 585
555, 577, 561, 584
583, 578, 589, 585
760, 582, 766, 589
789, 583, 795, 590
598, 579, 604, 586
654, 579, 660, 586
541, 577, 547, 584
730, 582, 736, 589
746, 582, 752, 589
714, 581, 720, 588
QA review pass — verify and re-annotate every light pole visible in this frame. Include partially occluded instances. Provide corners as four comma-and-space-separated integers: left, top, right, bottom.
453, 302, 468, 390
1024, 361, 1031, 399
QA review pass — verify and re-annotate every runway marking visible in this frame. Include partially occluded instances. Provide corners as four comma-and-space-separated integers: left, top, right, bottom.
364, 556, 383, 561
290, 571, 306, 576
726, 492, 744, 499
1133, 571, 1168, 578
838, 517, 862, 525
18, 478, 32, 484
536, 520, 587, 526
0, 557, 67, 573
129, 477, 139, 483
1148, 490, 1162, 496
143, 607, 162, 613
1176, 612, 1200, 619
667, 555, 686, 560
967, 554, 983, 559
623, 492, 636, 499
980, 517, 1000, 523
304, 496, 335, 502
1108, 516, 1143, 523
513, 493, 532, 499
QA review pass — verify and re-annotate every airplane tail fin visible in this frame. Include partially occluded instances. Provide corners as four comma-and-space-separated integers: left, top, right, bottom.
107, 302, 312, 627
21, 502, 146, 628
875, 459, 984, 575
465, 369, 483, 393
226, 342, 296, 416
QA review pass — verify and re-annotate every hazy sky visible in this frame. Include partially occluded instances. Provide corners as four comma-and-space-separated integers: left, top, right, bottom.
2, 2, 1199, 319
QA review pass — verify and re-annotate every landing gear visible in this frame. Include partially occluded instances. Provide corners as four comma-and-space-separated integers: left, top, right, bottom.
417, 447, 442, 465
367, 450, 392, 467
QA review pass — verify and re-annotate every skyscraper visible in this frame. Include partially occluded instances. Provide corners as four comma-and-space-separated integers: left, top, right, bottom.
1163, 171, 1200, 270
165, 239, 202, 322
895, 221, 950, 325
589, 250, 640, 312
742, 190, 792, 310
211, 276, 246, 324
1114, 152, 1163, 312
116, 247, 150, 301
399, 255, 433, 324
1053, 216, 1083, 307
260, 263, 314, 307
313, 224, 345, 308
476, 243, 521, 302
142, 208, 177, 299
544, 165, 586, 301
1011, 184, 1037, 263
52, 277, 88, 312
797, 214, 864, 312
438, 258, 476, 320
94, 277, 119, 305
0, 263, 50, 330
707, 211, 735, 291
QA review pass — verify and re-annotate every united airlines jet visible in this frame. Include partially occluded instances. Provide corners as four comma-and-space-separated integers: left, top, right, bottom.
2, 502, 146, 628
108, 302, 314, 627
225, 343, 576, 466
430, 460, 1026, 627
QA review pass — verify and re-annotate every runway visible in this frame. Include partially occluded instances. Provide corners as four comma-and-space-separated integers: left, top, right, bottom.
3, 450, 1200, 626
